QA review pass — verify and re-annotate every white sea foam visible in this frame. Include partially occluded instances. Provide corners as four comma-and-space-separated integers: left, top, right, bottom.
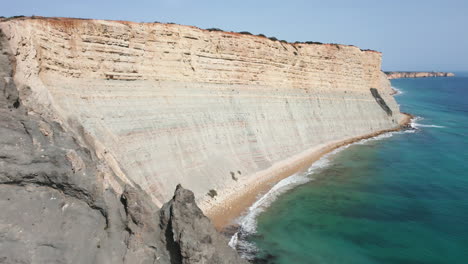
234, 173, 311, 236
230, 116, 420, 255
354, 128, 416, 146
228, 149, 340, 257
414, 124, 445, 128
410, 116, 445, 128
230, 130, 408, 252
392, 86, 404, 96
236, 144, 358, 237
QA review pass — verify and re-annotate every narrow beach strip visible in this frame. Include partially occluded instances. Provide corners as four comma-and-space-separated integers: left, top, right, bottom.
203, 113, 413, 230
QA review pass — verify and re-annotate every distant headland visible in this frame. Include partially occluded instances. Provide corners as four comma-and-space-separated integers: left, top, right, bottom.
385, 71, 455, 79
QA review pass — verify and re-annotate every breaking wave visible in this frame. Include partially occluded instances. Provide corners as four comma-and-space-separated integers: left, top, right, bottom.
411, 116, 445, 128
392, 86, 404, 96
230, 118, 419, 259
228, 148, 339, 259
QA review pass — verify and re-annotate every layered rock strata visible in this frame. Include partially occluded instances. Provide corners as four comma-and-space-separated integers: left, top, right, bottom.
0, 16, 406, 263
385, 71, 455, 79
0, 17, 404, 212
1, 28, 246, 264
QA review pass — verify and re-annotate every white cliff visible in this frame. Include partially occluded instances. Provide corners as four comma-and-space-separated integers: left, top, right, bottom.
0, 17, 404, 215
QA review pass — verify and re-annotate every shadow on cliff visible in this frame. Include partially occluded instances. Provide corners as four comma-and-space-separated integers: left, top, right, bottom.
0, 27, 247, 264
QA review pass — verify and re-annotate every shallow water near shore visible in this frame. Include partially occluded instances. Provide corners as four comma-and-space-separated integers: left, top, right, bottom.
236, 75, 468, 263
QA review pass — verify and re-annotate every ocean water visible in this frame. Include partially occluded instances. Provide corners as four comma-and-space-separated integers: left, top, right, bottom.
233, 74, 468, 264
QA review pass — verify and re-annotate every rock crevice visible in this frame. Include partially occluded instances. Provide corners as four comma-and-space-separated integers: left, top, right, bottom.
0, 27, 244, 263
0, 17, 403, 208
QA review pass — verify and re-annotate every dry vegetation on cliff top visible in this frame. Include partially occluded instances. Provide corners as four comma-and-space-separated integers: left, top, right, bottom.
0, 15, 380, 53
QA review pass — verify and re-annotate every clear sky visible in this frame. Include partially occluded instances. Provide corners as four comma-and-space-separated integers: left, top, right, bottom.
2, 0, 467, 71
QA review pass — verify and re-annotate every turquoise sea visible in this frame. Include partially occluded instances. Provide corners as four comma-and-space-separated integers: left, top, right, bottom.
233, 74, 468, 264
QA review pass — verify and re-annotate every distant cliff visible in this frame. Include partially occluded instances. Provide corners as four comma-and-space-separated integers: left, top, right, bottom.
385, 71, 455, 79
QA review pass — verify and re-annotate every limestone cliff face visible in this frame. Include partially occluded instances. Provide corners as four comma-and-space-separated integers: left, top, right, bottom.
0, 17, 403, 210
1, 25, 247, 263
385, 71, 455, 79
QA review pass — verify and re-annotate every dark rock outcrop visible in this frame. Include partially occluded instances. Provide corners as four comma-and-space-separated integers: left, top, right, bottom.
370, 88, 392, 116
0, 27, 246, 264
160, 185, 247, 264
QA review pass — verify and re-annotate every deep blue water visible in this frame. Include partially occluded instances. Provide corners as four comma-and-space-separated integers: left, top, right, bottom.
240, 75, 468, 264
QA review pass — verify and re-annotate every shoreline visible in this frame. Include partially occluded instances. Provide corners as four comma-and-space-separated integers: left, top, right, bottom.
205, 113, 413, 230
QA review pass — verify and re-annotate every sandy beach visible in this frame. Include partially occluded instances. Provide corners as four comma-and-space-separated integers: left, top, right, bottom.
204, 113, 413, 230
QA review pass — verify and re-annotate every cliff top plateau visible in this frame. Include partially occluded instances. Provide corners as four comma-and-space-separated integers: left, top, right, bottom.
1, 15, 381, 52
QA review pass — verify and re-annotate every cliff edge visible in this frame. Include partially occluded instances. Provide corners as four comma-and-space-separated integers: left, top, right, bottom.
0, 17, 403, 209
1, 27, 246, 263
1, 16, 404, 263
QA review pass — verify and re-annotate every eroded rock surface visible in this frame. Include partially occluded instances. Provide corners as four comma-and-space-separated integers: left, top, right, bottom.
0, 26, 245, 264
160, 185, 246, 264
0, 17, 403, 210
0, 108, 244, 264
0, 16, 407, 264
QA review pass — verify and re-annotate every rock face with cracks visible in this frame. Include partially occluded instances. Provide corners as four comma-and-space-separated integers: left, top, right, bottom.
0, 17, 403, 210
160, 185, 247, 264
0, 16, 404, 263
0, 24, 245, 264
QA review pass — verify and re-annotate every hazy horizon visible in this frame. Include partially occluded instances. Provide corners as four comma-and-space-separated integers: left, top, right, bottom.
2, 0, 467, 72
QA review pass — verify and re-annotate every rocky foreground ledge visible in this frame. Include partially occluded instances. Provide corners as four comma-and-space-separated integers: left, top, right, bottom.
1, 16, 405, 263
1, 38, 245, 263
385, 71, 455, 79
